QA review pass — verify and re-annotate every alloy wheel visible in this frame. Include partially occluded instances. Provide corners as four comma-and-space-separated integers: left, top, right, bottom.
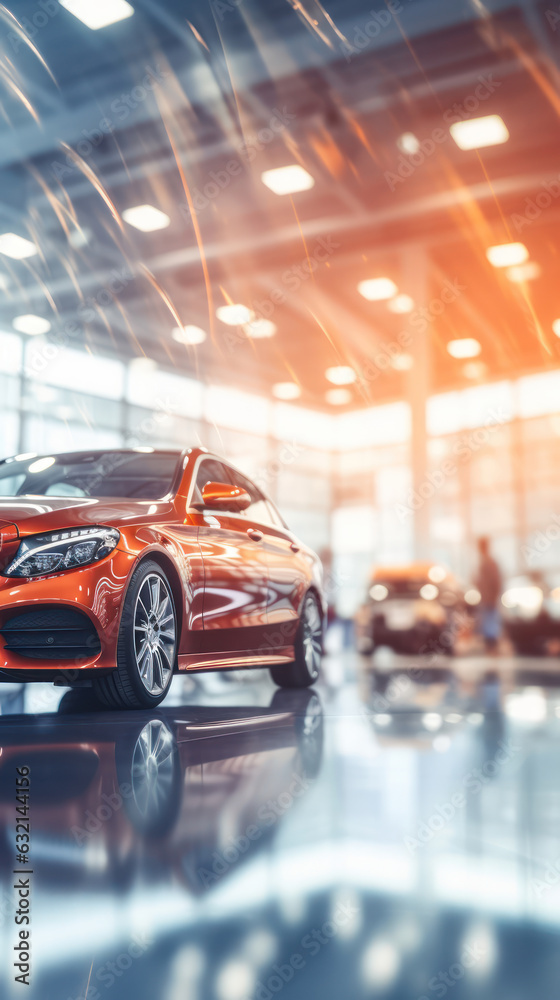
130, 719, 176, 819
302, 597, 322, 679
133, 573, 176, 695
302, 691, 322, 737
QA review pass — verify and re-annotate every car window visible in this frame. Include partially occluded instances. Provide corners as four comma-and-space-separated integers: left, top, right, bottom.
192, 458, 228, 505
266, 499, 288, 530
193, 458, 287, 529
247, 498, 275, 525
45, 482, 87, 497
0, 474, 25, 495
222, 465, 277, 526
0, 452, 181, 499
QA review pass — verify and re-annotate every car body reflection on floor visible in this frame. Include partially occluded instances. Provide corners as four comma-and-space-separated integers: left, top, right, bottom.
0, 686, 323, 898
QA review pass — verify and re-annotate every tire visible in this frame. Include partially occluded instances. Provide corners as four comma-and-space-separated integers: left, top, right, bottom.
56, 688, 106, 715
270, 688, 324, 779
93, 560, 177, 709
270, 592, 322, 689
371, 669, 390, 693
437, 630, 455, 657
514, 639, 545, 657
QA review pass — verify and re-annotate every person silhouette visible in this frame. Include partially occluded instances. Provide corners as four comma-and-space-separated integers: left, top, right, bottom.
475, 537, 502, 653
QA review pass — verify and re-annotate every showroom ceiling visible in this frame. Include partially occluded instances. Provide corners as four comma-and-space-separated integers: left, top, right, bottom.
1, 0, 560, 409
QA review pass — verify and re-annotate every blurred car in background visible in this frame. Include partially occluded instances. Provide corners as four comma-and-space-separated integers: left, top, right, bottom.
356, 562, 478, 657
367, 690, 476, 750
501, 572, 560, 656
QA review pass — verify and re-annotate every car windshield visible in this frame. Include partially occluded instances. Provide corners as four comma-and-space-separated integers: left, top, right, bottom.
0, 451, 181, 500
375, 578, 429, 595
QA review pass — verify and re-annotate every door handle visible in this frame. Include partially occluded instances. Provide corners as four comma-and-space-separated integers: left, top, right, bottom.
290, 542, 300, 553
247, 528, 263, 542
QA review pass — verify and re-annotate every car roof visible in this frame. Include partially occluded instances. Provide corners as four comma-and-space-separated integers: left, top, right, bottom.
372, 562, 449, 580
0, 448, 185, 465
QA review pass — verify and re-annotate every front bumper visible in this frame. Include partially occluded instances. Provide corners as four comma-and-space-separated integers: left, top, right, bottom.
504, 611, 560, 637
356, 599, 448, 651
0, 547, 135, 674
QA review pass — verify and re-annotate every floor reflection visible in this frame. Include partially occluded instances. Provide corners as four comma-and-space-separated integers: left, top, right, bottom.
0, 654, 558, 1000
0, 686, 323, 895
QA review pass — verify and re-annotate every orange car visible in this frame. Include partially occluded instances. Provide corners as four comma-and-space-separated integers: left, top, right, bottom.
0, 448, 325, 708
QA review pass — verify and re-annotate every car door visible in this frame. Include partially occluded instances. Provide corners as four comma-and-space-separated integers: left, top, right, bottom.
224, 469, 309, 652
187, 458, 270, 652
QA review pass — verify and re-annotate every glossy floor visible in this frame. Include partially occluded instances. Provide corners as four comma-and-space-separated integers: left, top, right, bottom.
0, 650, 559, 1000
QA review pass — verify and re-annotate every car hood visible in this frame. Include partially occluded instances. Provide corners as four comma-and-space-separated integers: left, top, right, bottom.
0, 496, 176, 537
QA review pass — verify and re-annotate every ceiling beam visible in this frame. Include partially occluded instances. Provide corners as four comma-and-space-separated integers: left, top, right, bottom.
0, 0, 536, 174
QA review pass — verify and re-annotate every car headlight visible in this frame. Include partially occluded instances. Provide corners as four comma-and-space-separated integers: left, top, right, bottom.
465, 588, 481, 606
548, 587, 560, 620
369, 584, 389, 601
4, 526, 120, 578
501, 586, 543, 617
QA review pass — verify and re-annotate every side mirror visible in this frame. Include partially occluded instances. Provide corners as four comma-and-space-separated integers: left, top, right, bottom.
200, 481, 251, 513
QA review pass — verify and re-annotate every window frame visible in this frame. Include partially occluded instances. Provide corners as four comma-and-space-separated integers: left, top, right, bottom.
187, 453, 289, 531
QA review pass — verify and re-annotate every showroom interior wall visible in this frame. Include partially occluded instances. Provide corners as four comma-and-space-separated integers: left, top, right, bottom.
2, 328, 560, 616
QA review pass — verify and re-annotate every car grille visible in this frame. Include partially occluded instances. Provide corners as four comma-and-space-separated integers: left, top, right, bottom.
0, 607, 101, 660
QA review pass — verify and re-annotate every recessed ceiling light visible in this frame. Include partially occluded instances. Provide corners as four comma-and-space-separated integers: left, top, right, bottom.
172, 325, 207, 345
486, 242, 528, 268
358, 278, 398, 301
506, 261, 541, 283
243, 318, 277, 339
122, 204, 170, 232
273, 382, 301, 400
130, 357, 157, 374
60, 0, 134, 30
325, 365, 357, 385
391, 353, 414, 371
463, 361, 487, 379
13, 314, 51, 336
35, 385, 57, 403
216, 304, 254, 326
450, 114, 509, 150
428, 565, 447, 583
397, 133, 420, 155
0, 233, 38, 259
326, 388, 352, 405
56, 404, 75, 421
68, 227, 90, 248
447, 338, 481, 359
552, 319, 560, 339
261, 165, 315, 195
388, 294, 414, 314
